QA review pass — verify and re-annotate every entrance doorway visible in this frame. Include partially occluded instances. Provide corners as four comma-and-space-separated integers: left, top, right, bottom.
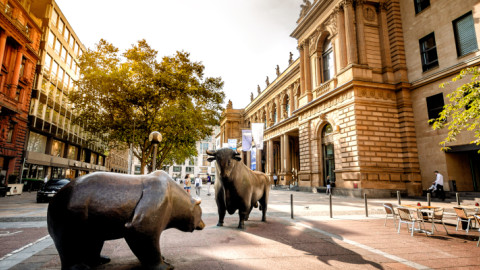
322, 123, 335, 186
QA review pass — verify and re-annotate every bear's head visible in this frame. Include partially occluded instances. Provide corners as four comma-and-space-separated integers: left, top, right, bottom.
167, 183, 205, 232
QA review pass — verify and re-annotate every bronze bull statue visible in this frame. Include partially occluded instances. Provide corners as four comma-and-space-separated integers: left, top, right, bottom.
47, 170, 205, 270
207, 148, 270, 229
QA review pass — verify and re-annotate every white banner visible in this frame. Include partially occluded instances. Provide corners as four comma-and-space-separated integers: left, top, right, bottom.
251, 123, 264, 150
242, 130, 252, 152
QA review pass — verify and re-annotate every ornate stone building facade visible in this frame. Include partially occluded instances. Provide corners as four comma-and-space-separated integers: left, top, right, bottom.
220, 0, 424, 196
0, 0, 41, 184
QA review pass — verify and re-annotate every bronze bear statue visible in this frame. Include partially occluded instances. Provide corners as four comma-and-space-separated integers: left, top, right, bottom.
47, 170, 205, 269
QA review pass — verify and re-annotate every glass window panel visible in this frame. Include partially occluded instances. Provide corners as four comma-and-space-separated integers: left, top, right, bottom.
63, 27, 70, 42
48, 30, 55, 48
58, 19, 65, 34
51, 10, 59, 27
44, 54, 52, 72
55, 39, 61, 55
69, 36, 75, 49
454, 12, 478, 57
61, 47, 67, 62
66, 54, 72, 68
27, 132, 47, 153
51, 61, 58, 79
36, 102, 44, 118
51, 139, 65, 157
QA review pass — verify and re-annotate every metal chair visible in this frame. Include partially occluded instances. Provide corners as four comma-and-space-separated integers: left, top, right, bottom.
397, 207, 428, 236
383, 203, 397, 227
430, 208, 449, 234
474, 215, 480, 247
454, 207, 476, 234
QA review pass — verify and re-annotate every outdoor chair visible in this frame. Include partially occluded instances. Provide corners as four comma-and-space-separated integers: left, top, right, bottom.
454, 207, 476, 234
430, 208, 449, 234
397, 207, 428, 237
474, 215, 480, 247
383, 203, 397, 227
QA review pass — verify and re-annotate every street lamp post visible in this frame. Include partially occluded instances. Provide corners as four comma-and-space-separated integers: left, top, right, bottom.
149, 131, 162, 172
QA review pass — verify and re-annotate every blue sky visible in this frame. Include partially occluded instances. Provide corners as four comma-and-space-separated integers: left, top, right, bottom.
55, 0, 303, 109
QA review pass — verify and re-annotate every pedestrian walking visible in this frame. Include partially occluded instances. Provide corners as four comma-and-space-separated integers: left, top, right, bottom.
184, 174, 191, 195
206, 173, 212, 196
433, 171, 445, 201
195, 174, 202, 198
326, 176, 331, 195
273, 174, 278, 187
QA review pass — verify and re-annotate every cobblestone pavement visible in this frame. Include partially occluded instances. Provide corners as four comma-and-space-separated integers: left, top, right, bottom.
1, 186, 479, 269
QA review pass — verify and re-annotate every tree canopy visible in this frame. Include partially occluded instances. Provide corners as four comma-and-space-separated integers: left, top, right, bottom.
69, 39, 225, 173
432, 66, 480, 152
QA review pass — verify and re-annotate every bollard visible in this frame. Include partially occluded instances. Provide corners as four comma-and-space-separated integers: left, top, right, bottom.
456, 192, 460, 205
290, 194, 294, 219
364, 193, 368, 217
427, 192, 431, 206
329, 193, 333, 218
397, 190, 401, 205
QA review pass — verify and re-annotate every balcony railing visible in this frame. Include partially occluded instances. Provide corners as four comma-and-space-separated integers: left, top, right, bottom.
0, 1, 30, 39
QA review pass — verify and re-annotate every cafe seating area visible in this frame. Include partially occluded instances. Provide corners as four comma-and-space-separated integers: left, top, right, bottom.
383, 201, 480, 245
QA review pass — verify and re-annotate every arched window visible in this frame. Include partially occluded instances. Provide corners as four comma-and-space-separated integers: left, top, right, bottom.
285, 95, 290, 118
322, 39, 334, 82
272, 104, 277, 124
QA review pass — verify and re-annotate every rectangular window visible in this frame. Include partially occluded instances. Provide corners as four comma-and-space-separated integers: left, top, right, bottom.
51, 139, 65, 157
55, 38, 61, 55
61, 47, 67, 62
51, 10, 59, 27
27, 132, 47, 153
58, 19, 65, 34
48, 30, 55, 48
414, 0, 430, 14
36, 102, 44, 118
173, 166, 182, 172
66, 54, 72, 68
453, 12, 478, 57
200, 167, 208, 174
69, 36, 75, 49
419, 32, 438, 72
186, 167, 194, 173
51, 61, 58, 78
63, 27, 70, 42
44, 54, 52, 72
426, 93, 444, 122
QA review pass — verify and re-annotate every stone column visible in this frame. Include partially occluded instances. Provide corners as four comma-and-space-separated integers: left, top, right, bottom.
267, 140, 274, 175
256, 148, 262, 172
299, 43, 306, 95
12, 46, 24, 87
276, 96, 281, 122
344, 0, 358, 65
304, 40, 312, 100
336, 6, 347, 69
0, 31, 7, 69
355, 1, 367, 65
289, 86, 294, 116
280, 136, 285, 174
284, 134, 291, 174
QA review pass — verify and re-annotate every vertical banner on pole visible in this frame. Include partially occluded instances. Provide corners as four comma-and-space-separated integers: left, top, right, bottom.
251, 123, 264, 150
242, 130, 252, 151
251, 146, 256, 170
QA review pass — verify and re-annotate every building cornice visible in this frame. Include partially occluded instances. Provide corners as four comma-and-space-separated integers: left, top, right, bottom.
244, 59, 300, 115
291, 0, 335, 40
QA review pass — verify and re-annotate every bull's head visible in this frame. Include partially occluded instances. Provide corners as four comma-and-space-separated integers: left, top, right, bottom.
206, 148, 241, 179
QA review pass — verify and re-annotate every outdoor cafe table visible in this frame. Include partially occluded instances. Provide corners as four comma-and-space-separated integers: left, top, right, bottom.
400, 205, 440, 235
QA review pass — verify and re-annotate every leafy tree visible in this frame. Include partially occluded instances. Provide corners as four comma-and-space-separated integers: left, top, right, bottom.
432, 66, 480, 152
69, 39, 225, 173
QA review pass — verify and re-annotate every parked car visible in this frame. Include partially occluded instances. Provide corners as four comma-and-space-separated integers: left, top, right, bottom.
36, 179, 70, 203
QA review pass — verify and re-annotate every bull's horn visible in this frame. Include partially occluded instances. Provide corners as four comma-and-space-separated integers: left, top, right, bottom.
234, 151, 241, 156
206, 149, 216, 156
